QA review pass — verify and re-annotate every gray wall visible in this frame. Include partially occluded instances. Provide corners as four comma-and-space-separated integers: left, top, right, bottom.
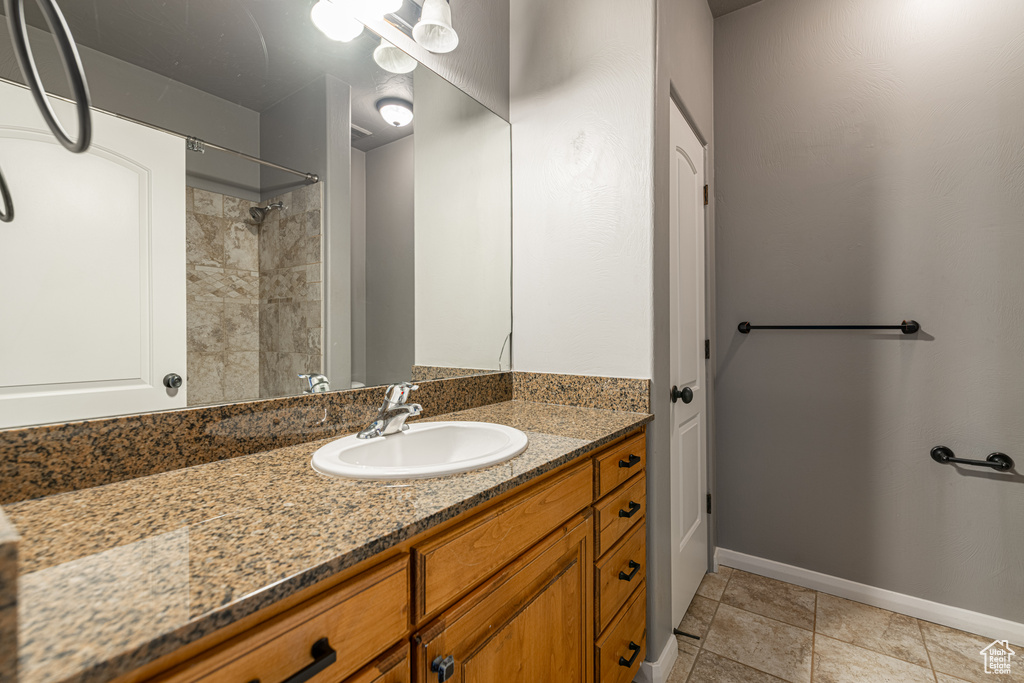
365, 135, 415, 387
260, 76, 353, 389
714, 0, 1024, 622
351, 149, 367, 386
0, 22, 261, 199
651, 0, 715, 662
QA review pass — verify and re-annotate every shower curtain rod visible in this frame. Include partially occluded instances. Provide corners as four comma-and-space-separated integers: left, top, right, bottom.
0, 75, 320, 184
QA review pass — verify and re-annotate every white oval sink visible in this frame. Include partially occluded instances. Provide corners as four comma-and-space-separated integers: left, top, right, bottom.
311, 421, 529, 480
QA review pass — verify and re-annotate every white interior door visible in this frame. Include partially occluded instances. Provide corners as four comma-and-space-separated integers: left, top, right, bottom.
669, 101, 708, 627
0, 81, 186, 428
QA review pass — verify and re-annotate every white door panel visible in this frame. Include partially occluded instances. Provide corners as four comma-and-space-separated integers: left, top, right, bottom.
0, 81, 186, 427
670, 102, 708, 627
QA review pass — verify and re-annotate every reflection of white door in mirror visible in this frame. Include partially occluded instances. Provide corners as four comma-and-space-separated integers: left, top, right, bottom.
0, 81, 186, 428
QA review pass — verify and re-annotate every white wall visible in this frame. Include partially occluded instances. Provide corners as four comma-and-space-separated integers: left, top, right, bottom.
414, 68, 512, 371
715, 0, 1024, 622
510, 0, 656, 379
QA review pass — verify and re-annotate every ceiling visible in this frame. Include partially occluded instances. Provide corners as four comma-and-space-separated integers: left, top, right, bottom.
707, 0, 764, 18
15, 0, 421, 151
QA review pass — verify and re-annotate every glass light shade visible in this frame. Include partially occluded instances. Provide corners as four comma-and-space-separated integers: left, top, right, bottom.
311, 0, 364, 42
372, 0, 403, 14
412, 0, 459, 54
377, 99, 414, 127
373, 39, 417, 74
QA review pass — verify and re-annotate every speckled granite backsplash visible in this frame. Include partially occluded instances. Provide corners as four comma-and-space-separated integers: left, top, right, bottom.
0, 372, 511, 505
0, 510, 18, 683
513, 371, 650, 413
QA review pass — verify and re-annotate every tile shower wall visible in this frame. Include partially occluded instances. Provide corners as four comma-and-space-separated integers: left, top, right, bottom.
185, 187, 261, 406
259, 183, 324, 397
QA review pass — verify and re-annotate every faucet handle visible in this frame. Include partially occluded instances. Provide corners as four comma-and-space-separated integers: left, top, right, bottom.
386, 382, 419, 405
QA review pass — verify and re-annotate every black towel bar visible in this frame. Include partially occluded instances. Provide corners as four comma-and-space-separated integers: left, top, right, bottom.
738, 320, 919, 335
930, 446, 1014, 472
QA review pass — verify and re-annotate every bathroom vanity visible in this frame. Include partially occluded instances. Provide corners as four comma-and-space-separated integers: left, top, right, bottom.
1, 386, 651, 683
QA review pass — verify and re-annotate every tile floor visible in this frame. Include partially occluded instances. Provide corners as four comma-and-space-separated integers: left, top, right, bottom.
668, 566, 1023, 683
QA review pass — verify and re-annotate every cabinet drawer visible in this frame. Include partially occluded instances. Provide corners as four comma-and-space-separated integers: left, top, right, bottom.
413, 460, 592, 619
595, 521, 646, 634
594, 473, 646, 556
157, 556, 409, 683
594, 433, 645, 500
344, 642, 410, 683
595, 583, 646, 683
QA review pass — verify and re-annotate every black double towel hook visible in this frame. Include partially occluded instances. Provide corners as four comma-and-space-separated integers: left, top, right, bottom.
931, 446, 1014, 472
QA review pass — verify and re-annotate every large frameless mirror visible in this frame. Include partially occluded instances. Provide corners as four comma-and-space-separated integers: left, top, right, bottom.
0, 0, 511, 429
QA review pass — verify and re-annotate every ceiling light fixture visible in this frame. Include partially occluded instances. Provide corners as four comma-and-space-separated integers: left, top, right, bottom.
310, 0, 364, 42
376, 98, 414, 127
371, 0, 403, 15
373, 39, 418, 74
413, 0, 459, 54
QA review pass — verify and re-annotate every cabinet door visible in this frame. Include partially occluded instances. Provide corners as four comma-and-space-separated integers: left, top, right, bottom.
415, 514, 593, 683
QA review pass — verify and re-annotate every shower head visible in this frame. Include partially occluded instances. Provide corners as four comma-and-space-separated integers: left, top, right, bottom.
249, 202, 284, 224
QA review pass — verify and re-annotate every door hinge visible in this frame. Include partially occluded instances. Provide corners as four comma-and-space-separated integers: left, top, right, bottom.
705, 339, 710, 360
704, 184, 709, 205
707, 493, 712, 515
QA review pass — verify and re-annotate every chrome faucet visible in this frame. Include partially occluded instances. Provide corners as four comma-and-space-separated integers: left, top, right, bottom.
299, 373, 330, 394
357, 382, 422, 439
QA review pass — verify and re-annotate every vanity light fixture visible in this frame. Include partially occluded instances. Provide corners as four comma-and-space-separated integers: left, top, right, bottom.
413, 0, 459, 54
310, 0, 364, 42
373, 39, 417, 74
377, 98, 414, 127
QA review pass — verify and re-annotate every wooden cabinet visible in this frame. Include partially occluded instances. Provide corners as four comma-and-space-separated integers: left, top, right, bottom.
345, 643, 411, 683
592, 432, 647, 683
414, 514, 593, 683
412, 460, 592, 620
135, 427, 647, 683
154, 556, 409, 683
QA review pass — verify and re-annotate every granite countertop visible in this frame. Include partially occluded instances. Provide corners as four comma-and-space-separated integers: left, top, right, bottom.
2, 400, 651, 683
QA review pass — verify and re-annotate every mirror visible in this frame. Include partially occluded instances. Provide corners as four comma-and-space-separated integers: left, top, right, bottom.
0, 1, 511, 428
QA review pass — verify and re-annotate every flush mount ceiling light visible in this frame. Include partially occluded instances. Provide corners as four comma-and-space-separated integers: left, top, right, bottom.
413, 0, 459, 54
377, 98, 414, 127
373, 39, 417, 74
311, 0, 364, 42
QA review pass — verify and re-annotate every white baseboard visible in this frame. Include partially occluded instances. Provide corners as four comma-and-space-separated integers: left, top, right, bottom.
717, 548, 1024, 644
633, 633, 678, 683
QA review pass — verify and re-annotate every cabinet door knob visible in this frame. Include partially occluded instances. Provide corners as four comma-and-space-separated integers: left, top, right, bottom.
163, 373, 183, 389
432, 655, 455, 682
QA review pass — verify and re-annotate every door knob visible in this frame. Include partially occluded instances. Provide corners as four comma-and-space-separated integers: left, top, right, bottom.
671, 385, 693, 404
163, 373, 183, 389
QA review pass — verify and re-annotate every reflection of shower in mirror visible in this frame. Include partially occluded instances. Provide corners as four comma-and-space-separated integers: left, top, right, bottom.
249, 202, 285, 225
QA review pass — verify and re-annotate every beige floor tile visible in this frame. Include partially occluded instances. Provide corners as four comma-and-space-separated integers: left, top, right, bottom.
679, 594, 720, 639
920, 621, 1024, 683
814, 593, 930, 667
935, 675, 970, 683
813, 634, 936, 683
703, 603, 813, 683
667, 640, 699, 682
697, 566, 735, 600
721, 569, 816, 630
687, 649, 789, 682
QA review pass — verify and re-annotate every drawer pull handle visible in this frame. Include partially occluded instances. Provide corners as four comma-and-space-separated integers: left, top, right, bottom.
619, 641, 641, 668
248, 638, 336, 683
619, 501, 641, 518
619, 454, 642, 468
619, 560, 641, 581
